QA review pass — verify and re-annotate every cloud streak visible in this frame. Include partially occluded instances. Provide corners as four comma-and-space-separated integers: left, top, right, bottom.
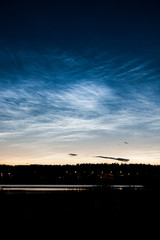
69, 153, 78, 157
96, 156, 130, 162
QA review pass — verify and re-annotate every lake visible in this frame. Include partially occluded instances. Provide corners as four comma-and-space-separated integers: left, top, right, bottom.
0, 183, 159, 228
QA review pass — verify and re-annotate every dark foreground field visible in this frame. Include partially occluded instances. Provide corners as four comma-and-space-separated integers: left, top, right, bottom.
1, 187, 160, 228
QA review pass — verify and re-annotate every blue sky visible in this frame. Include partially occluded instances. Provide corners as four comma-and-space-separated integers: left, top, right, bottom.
0, 0, 160, 165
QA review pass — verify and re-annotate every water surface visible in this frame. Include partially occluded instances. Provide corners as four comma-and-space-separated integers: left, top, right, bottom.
0, 184, 144, 191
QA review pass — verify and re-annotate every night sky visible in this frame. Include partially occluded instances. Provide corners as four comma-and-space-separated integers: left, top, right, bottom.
0, 0, 160, 165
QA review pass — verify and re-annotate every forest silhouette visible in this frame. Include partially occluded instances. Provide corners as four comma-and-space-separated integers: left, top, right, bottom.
1, 163, 160, 186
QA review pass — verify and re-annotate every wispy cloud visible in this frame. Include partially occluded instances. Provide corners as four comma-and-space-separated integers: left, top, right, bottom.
0, 49, 160, 164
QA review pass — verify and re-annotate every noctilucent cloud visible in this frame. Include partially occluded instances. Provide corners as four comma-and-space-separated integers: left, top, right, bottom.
0, 0, 160, 165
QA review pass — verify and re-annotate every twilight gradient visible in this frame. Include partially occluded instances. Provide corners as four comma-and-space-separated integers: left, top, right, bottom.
0, 49, 160, 165
0, 0, 160, 165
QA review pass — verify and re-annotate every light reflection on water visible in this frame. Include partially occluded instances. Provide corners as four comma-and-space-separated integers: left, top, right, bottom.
110, 185, 144, 190
1, 184, 95, 192
0, 184, 144, 192
3, 187, 90, 192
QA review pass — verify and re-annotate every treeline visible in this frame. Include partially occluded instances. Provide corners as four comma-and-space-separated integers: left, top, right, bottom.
1, 163, 160, 186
